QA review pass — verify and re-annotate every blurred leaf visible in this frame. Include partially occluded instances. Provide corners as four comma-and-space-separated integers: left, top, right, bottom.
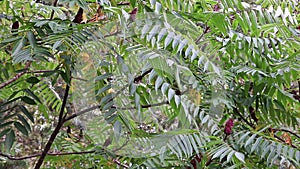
5, 130, 15, 150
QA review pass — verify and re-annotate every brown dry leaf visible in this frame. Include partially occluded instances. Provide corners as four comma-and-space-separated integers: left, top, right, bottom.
88, 6, 106, 23
282, 132, 292, 145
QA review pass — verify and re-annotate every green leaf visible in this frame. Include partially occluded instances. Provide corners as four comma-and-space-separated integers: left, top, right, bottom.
19, 105, 34, 123
130, 0, 136, 7
21, 96, 37, 105
251, 137, 262, 153
113, 120, 122, 142
0, 128, 10, 138
1, 68, 9, 79
227, 150, 235, 163
12, 37, 27, 57
60, 71, 71, 85
235, 152, 245, 163
212, 146, 228, 159
14, 121, 29, 136
17, 114, 31, 132
8, 90, 22, 100
5, 130, 15, 150
97, 84, 112, 95
0, 121, 14, 129
245, 134, 257, 147
26, 77, 40, 84
135, 93, 140, 108
53, 40, 62, 50
27, 31, 36, 48
95, 73, 113, 81
24, 89, 41, 103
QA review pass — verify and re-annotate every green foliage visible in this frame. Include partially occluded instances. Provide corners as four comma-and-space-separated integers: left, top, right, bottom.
0, 0, 299, 168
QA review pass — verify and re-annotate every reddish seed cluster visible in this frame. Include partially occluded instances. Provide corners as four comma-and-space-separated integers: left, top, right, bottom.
224, 118, 234, 135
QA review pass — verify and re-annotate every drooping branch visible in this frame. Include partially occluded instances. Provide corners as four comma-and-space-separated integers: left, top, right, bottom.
0, 61, 31, 90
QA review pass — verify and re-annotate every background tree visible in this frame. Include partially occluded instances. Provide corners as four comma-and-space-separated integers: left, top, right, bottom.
0, 0, 299, 168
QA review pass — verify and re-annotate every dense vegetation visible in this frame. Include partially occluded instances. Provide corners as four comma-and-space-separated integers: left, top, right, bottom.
0, 0, 299, 168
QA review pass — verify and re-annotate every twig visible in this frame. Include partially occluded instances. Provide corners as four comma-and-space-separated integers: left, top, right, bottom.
34, 78, 71, 169
0, 61, 31, 90
117, 2, 130, 6
134, 69, 153, 83
272, 128, 300, 139
117, 101, 169, 110
64, 105, 100, 122
50, 0, 59, 20
0, 150, 129, 167
104, 31, 121, 38
30, 70, 56, 74
0, 151, 95, 161
273, 134, 298, 149
64, 101, 169, 122
113, 159, 129, 168
233, 107, 254, 128
195, 25, 209, 44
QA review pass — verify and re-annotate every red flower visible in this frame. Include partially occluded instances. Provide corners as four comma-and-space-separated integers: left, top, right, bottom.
224, 118, 234, 135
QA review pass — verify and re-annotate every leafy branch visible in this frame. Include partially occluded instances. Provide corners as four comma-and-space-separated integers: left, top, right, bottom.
64, 101, 169, 122
0, 61, 31, 90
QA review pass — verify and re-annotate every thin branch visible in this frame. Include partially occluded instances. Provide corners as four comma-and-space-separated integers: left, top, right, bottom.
30, 70, 56, 74
195, 25, 209, 44
272, 128, 300, 139
0, 61, 31, 90
64, 105, 100, 122
64, 101, 169, 122
273, 134, 298, 149
104, 31, 121, 38
34, 78, 71, 169
0, 151, 95, 161
117, 2, 130, 6
113, 159, 129, 168
118, 101, 169, 110
233, 107, 254, 128
0, 151, 129, 168
134, 68, 153, 83
50, 0, 59, 20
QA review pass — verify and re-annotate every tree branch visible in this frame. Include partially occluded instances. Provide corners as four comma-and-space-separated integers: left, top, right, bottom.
134, 68, 153, 83
0, 61, 31, 90
64, 105, 100, 122
34, 78, 71, 169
